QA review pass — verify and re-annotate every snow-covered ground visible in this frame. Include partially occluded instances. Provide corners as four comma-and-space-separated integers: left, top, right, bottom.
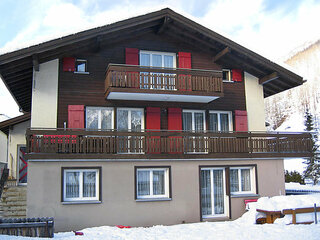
2, 195, 320, 240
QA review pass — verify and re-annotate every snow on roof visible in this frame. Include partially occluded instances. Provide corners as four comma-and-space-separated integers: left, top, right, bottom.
286, 182, 320, 191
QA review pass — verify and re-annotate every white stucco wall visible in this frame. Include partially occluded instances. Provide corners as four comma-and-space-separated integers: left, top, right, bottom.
0, 131, 7, 164
7, 120, 30, 178
31, 59, 59, 128
244, 72, 266, 131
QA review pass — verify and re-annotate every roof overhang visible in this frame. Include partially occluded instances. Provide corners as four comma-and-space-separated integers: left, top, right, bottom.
0, 8, 304, 112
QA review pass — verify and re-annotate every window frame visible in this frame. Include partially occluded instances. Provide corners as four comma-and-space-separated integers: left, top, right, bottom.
139, 50, 177, 68
86, 107, 114, 130
116, 108, 145, 131
209, 111, 233, 132
229, 166, 256, 195
135, 166, 171, 200
182, 109, 206, 132
222, 69, 232, 82
200, 167, 229, 218
61, 167, 101, 203
74, 59, 89, 74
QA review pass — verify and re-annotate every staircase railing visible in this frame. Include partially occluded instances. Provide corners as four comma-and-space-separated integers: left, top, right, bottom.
0, 167, 9, 198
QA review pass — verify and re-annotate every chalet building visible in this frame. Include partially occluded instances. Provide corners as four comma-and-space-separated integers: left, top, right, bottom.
0, 8, 313, 232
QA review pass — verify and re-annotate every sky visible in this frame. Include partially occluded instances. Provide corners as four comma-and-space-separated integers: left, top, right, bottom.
1, 0, 320, 118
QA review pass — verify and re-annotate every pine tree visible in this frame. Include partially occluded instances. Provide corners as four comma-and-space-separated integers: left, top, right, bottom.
285, 170, 304, 184
303, 108, 320, 184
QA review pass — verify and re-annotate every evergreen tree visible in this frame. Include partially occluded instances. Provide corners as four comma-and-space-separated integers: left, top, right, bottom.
303, 108, 320, 184
285, 170, 304, 184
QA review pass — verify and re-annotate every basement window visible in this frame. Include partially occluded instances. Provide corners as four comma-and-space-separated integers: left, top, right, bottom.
75, 59, 88, 74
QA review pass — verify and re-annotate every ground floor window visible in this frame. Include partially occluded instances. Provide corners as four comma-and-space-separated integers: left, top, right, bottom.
136, 167, 170, 199
62, 168, 100, 202
200, 168, 228, 218
230, 167, 255, 195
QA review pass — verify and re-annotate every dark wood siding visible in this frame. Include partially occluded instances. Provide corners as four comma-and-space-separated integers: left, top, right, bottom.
57, 32, 246, 128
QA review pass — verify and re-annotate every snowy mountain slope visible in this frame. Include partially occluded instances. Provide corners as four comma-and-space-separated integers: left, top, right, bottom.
265, 40, 320, 131
265, 40, 320, 173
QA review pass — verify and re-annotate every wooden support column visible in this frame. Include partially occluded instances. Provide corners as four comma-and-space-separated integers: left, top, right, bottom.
259, 72, 279, 85
156, 16, 171, 34
213, 47, 230, 62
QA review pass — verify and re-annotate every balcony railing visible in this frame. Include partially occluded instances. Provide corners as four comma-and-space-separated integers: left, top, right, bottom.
26, 129, 313, 159
105, 64, 223, 95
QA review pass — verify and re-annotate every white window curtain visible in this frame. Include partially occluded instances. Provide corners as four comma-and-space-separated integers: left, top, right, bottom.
86, 107, 113, 130
230, 168, 253, 194
66, 172, 80, 198
201, 169, 225, 217
201, 170, 212, 216
64, 169, 99, 201
137, 171, 150, 196
241, 169, 251, 192
83, 171, 96, 197
209, 112, 232, 132
137, 169, 168, 198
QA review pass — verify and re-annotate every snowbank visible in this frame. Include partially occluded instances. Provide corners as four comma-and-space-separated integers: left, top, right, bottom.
1, 195, 320, 240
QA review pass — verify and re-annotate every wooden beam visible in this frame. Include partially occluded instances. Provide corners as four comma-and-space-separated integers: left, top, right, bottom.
213, 47, 230, 62
156, 16, 171, 34
259, 72, 279, 85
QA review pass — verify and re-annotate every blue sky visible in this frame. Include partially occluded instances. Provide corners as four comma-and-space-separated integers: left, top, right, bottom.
0, 0, 320, 117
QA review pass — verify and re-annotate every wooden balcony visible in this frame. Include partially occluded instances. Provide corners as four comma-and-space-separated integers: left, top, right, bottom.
26, 129, 313, 160
104, 64, 223, 103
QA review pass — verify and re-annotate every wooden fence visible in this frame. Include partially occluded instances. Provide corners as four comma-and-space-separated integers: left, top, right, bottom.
0, 217, 54, 238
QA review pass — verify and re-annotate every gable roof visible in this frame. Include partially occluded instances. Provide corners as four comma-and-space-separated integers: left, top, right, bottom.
0, 8, 303, 112
0, 113, 31, 135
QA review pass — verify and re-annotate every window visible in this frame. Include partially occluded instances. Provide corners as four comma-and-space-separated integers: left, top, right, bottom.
62, 168, 100, 202
75, 59, 88, 73
183, 110, 206, 153
200, 167, 228, 218
117, 108, 144, 153
136, 167, 170, 199
222, 69, 232, 82
209, 111, 232, 132
18, 145, 27, 184
86, 107, 114, 130
230, 167, 256, 195
140, 50, 176, 90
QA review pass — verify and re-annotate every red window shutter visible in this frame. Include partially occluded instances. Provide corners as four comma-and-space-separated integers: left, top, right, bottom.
126, 48, 139, 65
146, 107, 161, 154
178, 52, 192, 91
63, 57, 75, 72
232, 69, 242, 82
68, 105, 84, 129
235, 110, 248, 132
146, 107, 161, 130
168, 108, 182, 130
125, 48, 139, 88
168, 108, 182, 153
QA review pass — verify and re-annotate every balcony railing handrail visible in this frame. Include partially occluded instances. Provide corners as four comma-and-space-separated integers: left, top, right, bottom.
105, 63, 222, 76
26, 128, 313, 138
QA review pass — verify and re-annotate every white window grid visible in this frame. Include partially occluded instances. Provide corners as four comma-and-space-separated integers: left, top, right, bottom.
209, 110, 233, 132
201, 167, 229, 218
230, 167, 255, 195
222, 69, 232, 82
136, 168, 169, 199
63, 169, 99, 202
86, 107, 114, 130
139, 50, 177, 90
117, 108, 144, 153
183, 110, 207, 153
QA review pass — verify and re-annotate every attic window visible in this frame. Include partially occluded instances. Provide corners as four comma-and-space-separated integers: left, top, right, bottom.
222, 69, 232, 82
75, 59, 88, 74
